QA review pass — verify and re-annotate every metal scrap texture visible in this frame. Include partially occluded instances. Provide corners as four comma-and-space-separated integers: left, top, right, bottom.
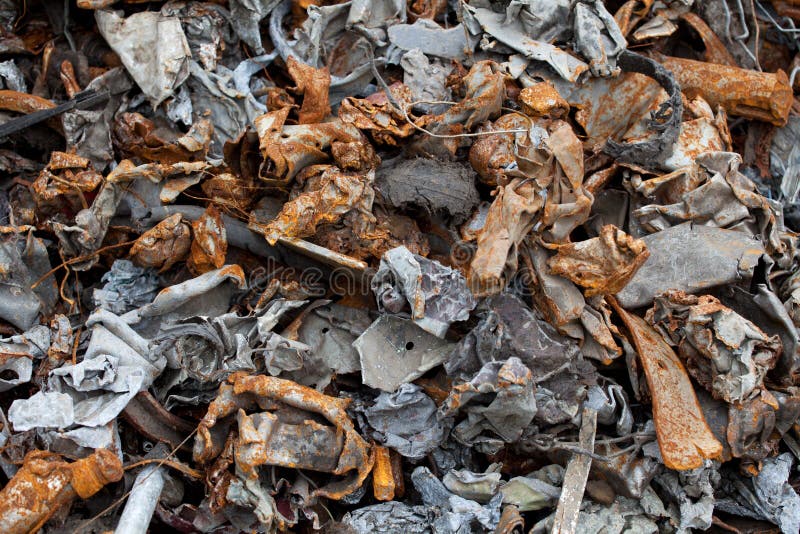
1, 0, 800, 533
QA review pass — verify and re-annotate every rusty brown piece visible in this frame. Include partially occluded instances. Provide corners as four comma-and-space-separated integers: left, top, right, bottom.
496, 505, 525, 534
286, 55, 331, 124
774, 1, 800, 20
0, 448, 123, 534
112, 112, 212, 164
130, 213, 192, 272
372, 445, 396, 501
32, 151, 102, 214
610, 297, 723, 470
254, 165, 375, 245
59, 60, 81, 98
188, 204, 227, 275
408, 0, 447, 20
194, 373, 374, 501
659, 55, 792, 126
547, 225, 649, 296
518, 82, 569, 119
122, 391, 196, 451
0, 90, 56, 115
254, 108, 376, 184
201, 172, 260, 213
339, 83, 416, 145
679, 13, 737, 66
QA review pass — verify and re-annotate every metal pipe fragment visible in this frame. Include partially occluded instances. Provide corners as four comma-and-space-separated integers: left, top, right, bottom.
0, 448, 123, 534
660, 55, 793, 125
115, 445, 168, 534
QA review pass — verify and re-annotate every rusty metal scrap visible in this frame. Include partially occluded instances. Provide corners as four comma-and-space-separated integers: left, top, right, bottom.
194, 373, 374, 502
612, 299, 723, 471
0, 448, 123, 534
660, 55, 793, 126
3, 1, 800, 532
547, 225, 650, 296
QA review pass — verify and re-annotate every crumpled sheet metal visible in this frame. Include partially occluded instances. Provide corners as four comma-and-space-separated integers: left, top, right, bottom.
463, 3, 588, 82
0, 448, 123, 534
254, 166, 376, 245
648, 291, 781, 404
547, 224, 649, 296
615, 222, 765, 309
372, 246, 476, 337
95, 9, 191, 107
194, 373, 374, 502
440, 357, 536, 453
612, 299, 723, 470
254, 108, 375, 184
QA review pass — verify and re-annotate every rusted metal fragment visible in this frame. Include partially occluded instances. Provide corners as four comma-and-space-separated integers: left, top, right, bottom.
551, 407, 596, 534
122, 391, 195, 451
611, 299, 723, 470
0, 448, 123, 534
0, 89, 56, 115
130, 213, 192, 272
518, 82, 569, 119
679, 13, 737, 66
496, 505, 524, 534
194, 373, 374, 502
647, 291, 781, 404
253, 166, 375, 245
32, 151, 102, 215
660, 55, 792, 126
339, 83, 415, 145
254, 108, 377, 184
469, 113, 552, 186
469, 116, 590, 293
372, 446, 396, 501
286, 55, 331, 125
112, 112, 212, 164
200, 172, 261, 213
615, 223, 765, 309
547, 225, 649, 296
188, 204, 227, 275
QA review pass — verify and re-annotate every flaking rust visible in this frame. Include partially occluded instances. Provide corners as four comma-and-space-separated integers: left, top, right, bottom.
0, 448, 123, 534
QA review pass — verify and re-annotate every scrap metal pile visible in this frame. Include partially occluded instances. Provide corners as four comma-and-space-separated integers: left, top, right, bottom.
3, 0, 800, 532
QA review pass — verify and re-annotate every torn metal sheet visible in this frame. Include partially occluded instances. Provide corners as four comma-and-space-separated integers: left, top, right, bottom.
463, 4, 589, 82
354, 315, 453, 392
615, 222, 765, 309
440, 357, 536, 453
95, 9, 191, 107
388, 19, 478, 60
